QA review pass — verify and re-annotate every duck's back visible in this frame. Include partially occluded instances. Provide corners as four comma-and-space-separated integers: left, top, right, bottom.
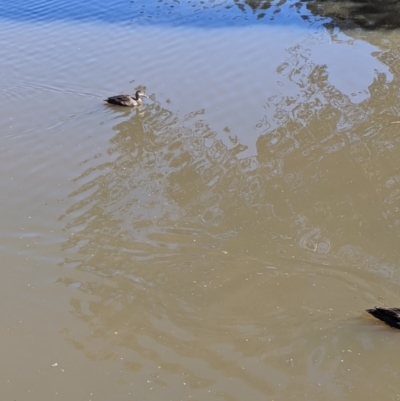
367, 307, 400, 329
106, 95, 137, 107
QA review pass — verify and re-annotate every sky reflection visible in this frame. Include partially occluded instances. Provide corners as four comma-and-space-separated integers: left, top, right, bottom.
0, 0, 322, 29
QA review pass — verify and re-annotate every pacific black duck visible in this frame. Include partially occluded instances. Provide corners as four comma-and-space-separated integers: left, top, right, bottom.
366, 307, 400, 329
105, 90, 147, 107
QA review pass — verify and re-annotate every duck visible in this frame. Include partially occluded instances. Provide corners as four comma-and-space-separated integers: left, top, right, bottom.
366, 307, 400, 329
105, 90, 148, 107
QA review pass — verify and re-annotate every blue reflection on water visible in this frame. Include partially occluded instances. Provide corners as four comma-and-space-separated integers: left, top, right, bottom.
0, 0, 316, 28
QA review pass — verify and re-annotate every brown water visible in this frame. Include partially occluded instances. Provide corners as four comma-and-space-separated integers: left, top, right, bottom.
1, 1, 400, 400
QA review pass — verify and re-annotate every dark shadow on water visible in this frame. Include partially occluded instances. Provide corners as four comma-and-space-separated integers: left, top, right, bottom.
306, 0, 400, 30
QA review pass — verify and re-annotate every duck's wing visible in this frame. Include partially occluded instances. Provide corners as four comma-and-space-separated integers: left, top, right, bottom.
366, 307, 400, 329
105, 94, 134, 106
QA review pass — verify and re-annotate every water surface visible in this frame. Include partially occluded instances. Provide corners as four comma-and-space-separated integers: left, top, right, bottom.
1, 1, 400, 400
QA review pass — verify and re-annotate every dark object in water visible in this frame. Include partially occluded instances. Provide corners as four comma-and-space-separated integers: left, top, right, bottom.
366, 307, 400, 329
105, 90, 148, 107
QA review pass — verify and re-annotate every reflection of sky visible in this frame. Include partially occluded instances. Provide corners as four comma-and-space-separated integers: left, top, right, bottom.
313, 31, 392, 104
1, 0, 317, 28
279, 28, 392, 105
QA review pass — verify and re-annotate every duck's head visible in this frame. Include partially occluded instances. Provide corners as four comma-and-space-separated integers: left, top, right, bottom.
136, 90, 148, 98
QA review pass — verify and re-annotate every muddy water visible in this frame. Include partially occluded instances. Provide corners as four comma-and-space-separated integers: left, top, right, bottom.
1, 1, 400, 400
